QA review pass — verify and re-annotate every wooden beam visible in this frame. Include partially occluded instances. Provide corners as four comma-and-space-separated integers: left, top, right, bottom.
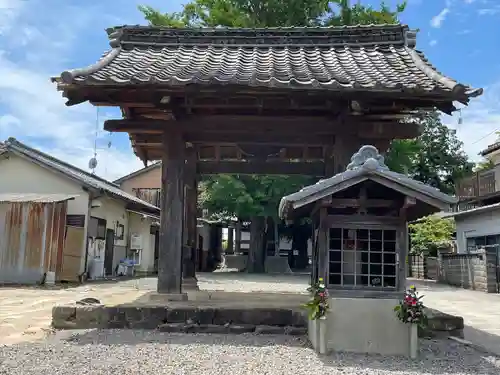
158, 130, 185, 295
325, 198, 395, 209
185, 132, 335, 146
197, 160, 325, 176
104, 116, 342, 134
134, 133, 335, 146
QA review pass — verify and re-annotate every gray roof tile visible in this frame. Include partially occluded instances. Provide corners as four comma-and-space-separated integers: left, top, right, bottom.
3, 138, 159, 213
278, 145, 457, 219
53, 25, 481, 102
0, 193, 79, 203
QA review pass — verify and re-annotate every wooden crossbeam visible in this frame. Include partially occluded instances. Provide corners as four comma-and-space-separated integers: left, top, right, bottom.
325, 198, 395, 209
197, 160, 325, 175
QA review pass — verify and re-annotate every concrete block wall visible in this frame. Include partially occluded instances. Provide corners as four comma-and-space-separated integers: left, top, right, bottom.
409, 250, 498, 293
440, 252, 488, 291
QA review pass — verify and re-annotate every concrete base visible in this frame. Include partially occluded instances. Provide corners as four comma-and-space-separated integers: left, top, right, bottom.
327, 297, 411, 356
308, 318, 327, 354
265, 256, 293, 274
224, 255, 247, 271
149, 293, 188, 302
182, 277, 200, 291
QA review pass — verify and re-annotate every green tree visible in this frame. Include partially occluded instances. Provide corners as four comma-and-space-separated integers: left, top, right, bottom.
408, 216, 455, 257
474, 159, 494, 172
139, 0, 408, 271
139, 0, 406, 28
386, 111, 474, 195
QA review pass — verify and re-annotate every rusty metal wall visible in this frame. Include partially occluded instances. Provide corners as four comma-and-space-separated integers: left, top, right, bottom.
0, 201, 67, 284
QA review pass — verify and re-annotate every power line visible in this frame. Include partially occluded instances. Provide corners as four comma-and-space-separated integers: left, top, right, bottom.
470, 128, 500, 145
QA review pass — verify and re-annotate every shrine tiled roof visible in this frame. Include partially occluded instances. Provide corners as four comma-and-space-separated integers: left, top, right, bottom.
53, 25, 481, 103
278, 145, 457, 219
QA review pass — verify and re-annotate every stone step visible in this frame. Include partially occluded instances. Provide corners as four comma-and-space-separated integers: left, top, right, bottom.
52, 305, 307, 330
158, 323, 307, 335
52, 304, 464, 339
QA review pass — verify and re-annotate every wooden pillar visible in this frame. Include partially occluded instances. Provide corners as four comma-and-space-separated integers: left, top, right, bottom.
227, 225, 234, 254
248, 216, 265, 273
318, 208, 328, 283
183, 146, 197, 281
158, 130, 185, 294
235, 219, 242, 254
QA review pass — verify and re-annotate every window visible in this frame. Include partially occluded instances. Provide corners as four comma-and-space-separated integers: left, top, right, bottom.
89, 217, 107, 239
328, 227, 397, 288
115, 223, 125, 240
466, 235, 500, 252
128, 249, 142, 266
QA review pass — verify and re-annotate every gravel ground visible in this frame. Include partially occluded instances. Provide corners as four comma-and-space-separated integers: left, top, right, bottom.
1, 330, 499, 375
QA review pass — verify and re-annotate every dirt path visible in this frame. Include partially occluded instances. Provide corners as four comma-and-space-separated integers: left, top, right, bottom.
0, 280, 150, 345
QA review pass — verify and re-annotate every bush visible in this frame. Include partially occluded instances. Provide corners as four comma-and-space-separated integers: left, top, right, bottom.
409, 216, 454, 257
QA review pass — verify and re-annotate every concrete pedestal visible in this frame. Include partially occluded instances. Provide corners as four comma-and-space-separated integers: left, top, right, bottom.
308, 318, 328, 354
225, 255, 247, 271
265, 256, 293, 274
326, 297, 412, 357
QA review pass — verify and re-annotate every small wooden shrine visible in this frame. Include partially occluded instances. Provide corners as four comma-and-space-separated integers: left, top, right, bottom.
279, 145, 456, 356
51, 24, 481, 296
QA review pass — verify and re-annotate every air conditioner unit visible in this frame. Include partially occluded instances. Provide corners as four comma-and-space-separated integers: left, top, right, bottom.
130, 234, 143, 250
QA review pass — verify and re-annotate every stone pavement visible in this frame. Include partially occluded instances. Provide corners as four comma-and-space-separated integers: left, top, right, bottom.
410, 279, 500, 356
0, 273, 308, 345
2, 273, 500, 356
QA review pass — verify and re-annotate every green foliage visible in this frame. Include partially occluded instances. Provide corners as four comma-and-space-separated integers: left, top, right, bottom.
138, 0, 407, 28
199, 174, 314, 220
326, 0, 407, 26
386, 111, 474, 194
408, 216, 455, 257
302, 277, 329, 320
474, 159, 494, 172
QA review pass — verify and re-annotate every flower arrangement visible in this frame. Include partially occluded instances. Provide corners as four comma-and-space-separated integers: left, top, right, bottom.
302, 277, 329, 320
394, 285, 427, 327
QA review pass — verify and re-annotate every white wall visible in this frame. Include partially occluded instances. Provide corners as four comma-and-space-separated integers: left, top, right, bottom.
128, 212, 156, 273
455, 210, 500, 253
0, 154, 90, 273
91, 197, 129, 248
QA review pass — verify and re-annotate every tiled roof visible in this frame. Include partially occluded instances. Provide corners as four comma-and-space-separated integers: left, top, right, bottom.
53, 25, 482, 103
114, 161, 161, 184
0, 193, 79, 203
278, 145, 456, 219
480, 141, 500, 156
2, 138, 159, 213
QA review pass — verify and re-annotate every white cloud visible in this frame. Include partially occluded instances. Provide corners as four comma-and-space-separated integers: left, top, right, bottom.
0, 0, 145, 181
478, 7, 500, 15
430, 8, 450, 28
429, 40, 438, 47
444, 81, 500, 162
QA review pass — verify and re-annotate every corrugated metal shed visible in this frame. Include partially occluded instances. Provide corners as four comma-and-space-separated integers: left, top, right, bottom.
0, 193, 78, 203
0, 200, 68, 284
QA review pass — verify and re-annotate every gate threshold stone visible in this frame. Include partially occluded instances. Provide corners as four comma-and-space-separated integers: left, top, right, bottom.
52, 304, 308, 330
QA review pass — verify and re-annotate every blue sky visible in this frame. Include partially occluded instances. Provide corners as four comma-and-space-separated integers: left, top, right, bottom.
0, 0, 499, 180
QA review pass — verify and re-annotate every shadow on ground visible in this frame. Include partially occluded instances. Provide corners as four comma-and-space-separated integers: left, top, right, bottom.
464, 325, 500, 356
